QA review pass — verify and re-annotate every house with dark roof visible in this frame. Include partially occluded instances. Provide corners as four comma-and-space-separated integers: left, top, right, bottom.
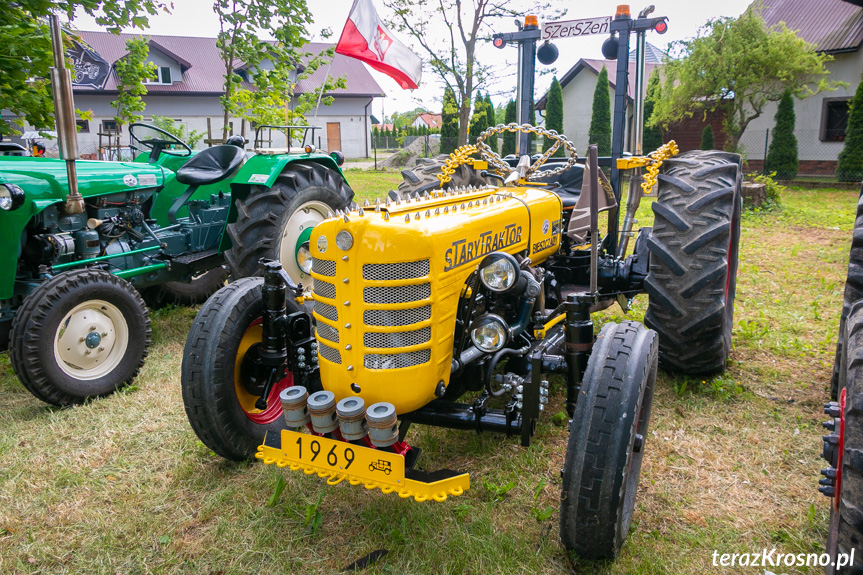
535, 43, 664, 155
738, 0, 863, 174
41, 31, 384, 158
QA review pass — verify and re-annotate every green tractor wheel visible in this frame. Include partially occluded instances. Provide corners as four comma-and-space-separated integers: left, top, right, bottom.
225, 162, 353, 287
8, 269, 151, 405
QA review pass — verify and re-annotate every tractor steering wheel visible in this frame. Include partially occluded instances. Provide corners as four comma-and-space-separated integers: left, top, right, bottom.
476, 123, 578, 181
129, 123, 192, 163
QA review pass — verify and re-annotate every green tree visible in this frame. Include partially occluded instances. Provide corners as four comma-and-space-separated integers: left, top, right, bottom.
543, 76, 564, 157
111, 37, 156, 129
838, 79, 863, 181
469, 96, 489, 144
0, 0, 169, 135
440, 85, 459, 155
589, 66, 612, 155
502, 99, 517, 156
484, 93, 498, 152
650, 5, 838, 151
151, 116, 204, 148
765, 90, 798, 179
700, 125, 715, 150
214, 0, 345, 139
642, 68, 663, 152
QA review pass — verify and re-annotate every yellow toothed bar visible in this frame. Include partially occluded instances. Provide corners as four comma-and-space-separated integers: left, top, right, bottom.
256, 429, 470, 502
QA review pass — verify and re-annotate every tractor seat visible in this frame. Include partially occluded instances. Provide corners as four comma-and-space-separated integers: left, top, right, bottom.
531, 163, 584, 209
176, 145, 245, 186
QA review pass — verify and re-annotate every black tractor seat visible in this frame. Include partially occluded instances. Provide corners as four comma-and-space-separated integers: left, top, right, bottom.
169, 145, 245, 224
531, 162, 584, 209
176, 144, 245, 186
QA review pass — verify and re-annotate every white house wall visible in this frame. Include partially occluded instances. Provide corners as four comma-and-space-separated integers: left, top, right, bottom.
739, 49, 863, 161
41, 93, 374, 158
559, 69, 631, 156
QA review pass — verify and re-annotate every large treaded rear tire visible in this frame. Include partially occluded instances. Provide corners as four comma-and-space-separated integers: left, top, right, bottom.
831, 183, 863, 400
560, 321, 657, 559
397, 155, 488, 198
644, 150, 742, 374
9, 269, 151, 405
827, 301, 863, 574
181, 278, 297, 461
225, 162, 352, 283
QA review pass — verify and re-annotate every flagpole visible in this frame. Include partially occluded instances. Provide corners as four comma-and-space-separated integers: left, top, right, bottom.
313, 59, 334, 119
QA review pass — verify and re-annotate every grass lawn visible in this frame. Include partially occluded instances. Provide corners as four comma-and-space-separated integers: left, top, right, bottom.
0, 184, 856, 574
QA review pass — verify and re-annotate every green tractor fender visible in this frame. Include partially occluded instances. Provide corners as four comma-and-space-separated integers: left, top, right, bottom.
217, 154, 346, 254
0, 157, 165, 299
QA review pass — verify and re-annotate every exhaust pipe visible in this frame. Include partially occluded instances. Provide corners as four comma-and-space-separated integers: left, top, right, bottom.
49, 15, 84, 215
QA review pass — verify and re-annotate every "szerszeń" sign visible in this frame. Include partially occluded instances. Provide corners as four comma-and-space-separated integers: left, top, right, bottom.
541, 16, 612, 40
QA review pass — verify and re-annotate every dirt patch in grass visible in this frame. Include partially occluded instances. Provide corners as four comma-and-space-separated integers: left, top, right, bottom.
0, 186, 858, 574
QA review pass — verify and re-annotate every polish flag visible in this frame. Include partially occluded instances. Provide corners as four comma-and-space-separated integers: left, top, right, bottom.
335, 0, 422, 90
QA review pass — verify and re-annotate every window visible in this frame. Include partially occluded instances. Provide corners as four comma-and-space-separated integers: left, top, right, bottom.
101, 120, 119, 134
147, 65, 173, 85
76, 119, 89, 133
822, 98, 851, 141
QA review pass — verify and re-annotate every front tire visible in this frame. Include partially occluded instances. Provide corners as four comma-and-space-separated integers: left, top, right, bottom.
397, 155, 488, 198
826, 301, 863, 574
182, 277, 300, 461
9, 269, 151, 405
831, 184, 863, 399
225, 163, 353, 286
560, 321, 658, 559
645, 150, 742, 374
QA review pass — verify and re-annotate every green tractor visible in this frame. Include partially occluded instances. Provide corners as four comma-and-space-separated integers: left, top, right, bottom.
0, 120, 353, 406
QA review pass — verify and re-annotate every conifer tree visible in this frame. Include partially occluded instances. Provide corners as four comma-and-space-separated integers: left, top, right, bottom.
543, 76, 565, 157
701, 125, 715, 150
838, 78, 863, 181
588, 66, 612, 155
441, 86, 459, 155
765, 90, 798, 179
502, 99, 517, 156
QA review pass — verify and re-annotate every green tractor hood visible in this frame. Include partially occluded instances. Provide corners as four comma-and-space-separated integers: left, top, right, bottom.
0, 156, 165, 300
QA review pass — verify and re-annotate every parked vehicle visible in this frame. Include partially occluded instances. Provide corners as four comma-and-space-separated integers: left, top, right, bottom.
0, 122, 353, 406
821, 183, 863, 574
180, 7, 743, 561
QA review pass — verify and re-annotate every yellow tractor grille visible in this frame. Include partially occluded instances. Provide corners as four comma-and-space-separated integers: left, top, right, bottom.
364, 327, 430, 349
363, 261, 430, 281
316, 322, 339, 344
318, 342, 342, 364
363, 284, 431, 304
314, 301, 338, 322
314, 279, 336, 299
364, 349, 431, 370
363, 306, 431, 327
360, 259, 432, 371
313, 259, 336, 277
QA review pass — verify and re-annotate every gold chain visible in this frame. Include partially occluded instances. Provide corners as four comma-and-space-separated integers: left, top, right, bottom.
640, 141, 679, 194
436, 144, 479, 185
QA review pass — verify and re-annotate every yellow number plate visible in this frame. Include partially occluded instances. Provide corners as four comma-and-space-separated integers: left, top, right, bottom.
276, 429, 406, 486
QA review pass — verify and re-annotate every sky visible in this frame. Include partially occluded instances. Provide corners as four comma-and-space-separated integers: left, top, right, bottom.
71, 0, 756, 119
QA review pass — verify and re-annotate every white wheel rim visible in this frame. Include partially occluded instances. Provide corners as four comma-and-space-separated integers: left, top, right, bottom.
53, 300, 130, 380
279, 200, 332, 290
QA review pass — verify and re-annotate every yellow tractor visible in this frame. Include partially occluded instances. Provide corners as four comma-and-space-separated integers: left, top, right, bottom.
179, 8, 742, 560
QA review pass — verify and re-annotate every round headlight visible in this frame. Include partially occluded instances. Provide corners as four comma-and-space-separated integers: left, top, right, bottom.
296, 242, 313, 273
479, 253, 519, 293
0, 184, 24, 211
470, 314, 509, 352
336, 230, 353, 251
316, 234, 328, 253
